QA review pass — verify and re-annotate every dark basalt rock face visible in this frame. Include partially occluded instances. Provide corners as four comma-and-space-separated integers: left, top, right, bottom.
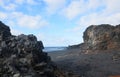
83, 24, 120, 50
0, 21, 65, 77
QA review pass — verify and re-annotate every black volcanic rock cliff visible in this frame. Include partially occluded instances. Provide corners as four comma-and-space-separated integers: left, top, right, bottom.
0, 21, 67, 77
83, 24, 120, 50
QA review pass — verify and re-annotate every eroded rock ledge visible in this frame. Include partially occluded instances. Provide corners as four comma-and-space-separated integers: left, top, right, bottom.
0, 21, 65, 77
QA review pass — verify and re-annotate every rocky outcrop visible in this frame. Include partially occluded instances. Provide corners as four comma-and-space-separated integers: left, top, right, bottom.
83, 24, 120, 50
68, 24, 120, 50
0, 21, 66, 77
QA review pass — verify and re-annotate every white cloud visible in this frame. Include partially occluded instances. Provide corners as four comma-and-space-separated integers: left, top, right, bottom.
62, 0, 104, 20
80, 0, 120, 26
11, 12, 48, 29
1, 0, 120, 46
44, 0, 66, 15
71, 0, 120, 32
75, 12, 120, 33
62, 0, 85, 20
104, 0, 120, 14
0, 11, 48, 29
0, 0, 39, 11
87, 0, 104, 10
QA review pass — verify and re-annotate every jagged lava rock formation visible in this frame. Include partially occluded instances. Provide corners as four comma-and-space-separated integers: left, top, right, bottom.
0, 21, 66, 77
83, 24, 120, 50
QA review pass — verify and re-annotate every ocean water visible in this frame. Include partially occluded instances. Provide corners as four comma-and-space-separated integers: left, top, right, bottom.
43, 47, 66, 52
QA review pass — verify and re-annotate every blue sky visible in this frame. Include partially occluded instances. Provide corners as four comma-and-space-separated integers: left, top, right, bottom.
0, 0, 120, 46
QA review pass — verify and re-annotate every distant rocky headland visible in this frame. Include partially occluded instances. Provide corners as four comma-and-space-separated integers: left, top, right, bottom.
68, 24, 120, 50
